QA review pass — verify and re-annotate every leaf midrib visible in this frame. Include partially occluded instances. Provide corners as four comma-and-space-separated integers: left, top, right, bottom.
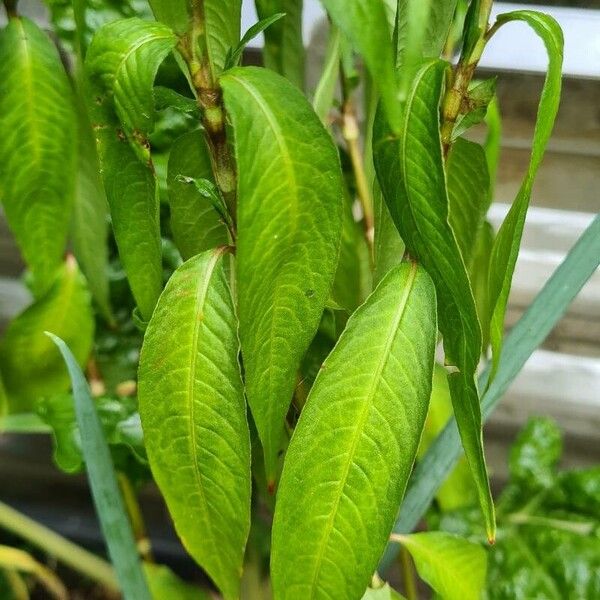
227, 73, 300, 458
185, 249, 226, 580
309, 262, 419, 596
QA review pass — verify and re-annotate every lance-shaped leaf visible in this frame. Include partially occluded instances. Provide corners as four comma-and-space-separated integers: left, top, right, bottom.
373, 59, 495, 540
71, 89, 112, 322
447, 137, 490, 265
85, 79, 163, 323
0, 17, 76, 297
320, 0, 400, 130
380, 213, 600, 573
256, 0, 305, 88
487, 11, 563, 384
138, 250, 251, 600
86, 18, 176, 136
220, 66, 343, 480
48, 335, 151, 600
167, 130, 228, 259
272, 262, 437, 600
0, 258, 94, 414
392, 532, 487, 600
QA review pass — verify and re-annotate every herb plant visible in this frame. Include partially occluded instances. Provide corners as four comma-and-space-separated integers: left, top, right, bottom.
0, 0, 596, 598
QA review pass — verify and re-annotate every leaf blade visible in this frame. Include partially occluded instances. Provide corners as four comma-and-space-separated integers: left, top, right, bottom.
320, 0, 400, 130
138, 250, 251, 600
0, 17, 77, 296
394, 532, 487, 600
272, 262, 437, 600
220, 66, 343, 480
487, 10, 564, 384
256, 0, 305, 88
380, 212, 600, 571
373, 59, 494, 539
0, 259, 94, 413
167, 130, 228, 259
48, 334, 151, 600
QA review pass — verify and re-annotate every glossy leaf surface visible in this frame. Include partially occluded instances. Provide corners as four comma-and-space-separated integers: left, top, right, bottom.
272, 262, 436, 600
373, 59, 494, 539
447, 137, 489, 265
71, 91, 112, 321
0, 259, 94, 413
0, 17, 76, 296
256, 0, 304, 88
86, 18, 176, 136
49, 335, 151, 600
487, 11, 563, 384
138, 250, 251, 600
380, 213, 600, 571
205, 0, 243, 76
395, 532, 487, 600
167, 130, 228, 259
320, 0, 400, 130
221, 66, 343, 479
85, 77, 162, 322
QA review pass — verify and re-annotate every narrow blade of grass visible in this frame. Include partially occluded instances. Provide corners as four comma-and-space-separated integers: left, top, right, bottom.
47, 333, 151, 600
379, 212, 600, 572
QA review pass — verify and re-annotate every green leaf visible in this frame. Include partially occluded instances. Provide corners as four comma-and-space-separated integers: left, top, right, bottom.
0, 413, 49, 434
320, 0, 400, 130
331, 194, 370, 312
85, 75, 163, 322
48, 334, 151, 600
204, 0, 243, 76
0, 17, 77, 297
226, 12, 286, 70
452, 78, 497, 140
312, 24, 342, 124
138, 250, 251, 600
256, 0, 304, 88
373, 184, 405, 286
144, 564, 211, 600
419, 365, 476, 512
380, 212, 600, 572
395, 0, 457, 97
373, 59, 494, 540
487, 11, 563, 384
167, 130, 228, 259
220, 66, 343, 480
508, 417, 562, 490
484, 95, 502, 196
393, 532, 487, 600
447, 137, 490, 264
86, 18, 177, 136
272, 262, 437, 600
71, 87, 113, 322
469, 221, 495, 352
0, 259, 94, 414
147, 0, 190, 35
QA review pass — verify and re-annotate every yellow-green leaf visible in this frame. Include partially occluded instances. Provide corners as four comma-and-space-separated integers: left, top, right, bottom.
138, 250, 251, 600
272, 262, 437, 600
0, 17, 77, 296
220, 66, 343, 480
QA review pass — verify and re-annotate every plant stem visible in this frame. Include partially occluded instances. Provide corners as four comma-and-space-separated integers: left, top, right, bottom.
2, 0, 18, 18
440, 0, 495, 157
399, 546, 418, 600
342, 99, 375, 247
180, 0, 237, 231
117, 474, 154, 563
0, 500, 118, 592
